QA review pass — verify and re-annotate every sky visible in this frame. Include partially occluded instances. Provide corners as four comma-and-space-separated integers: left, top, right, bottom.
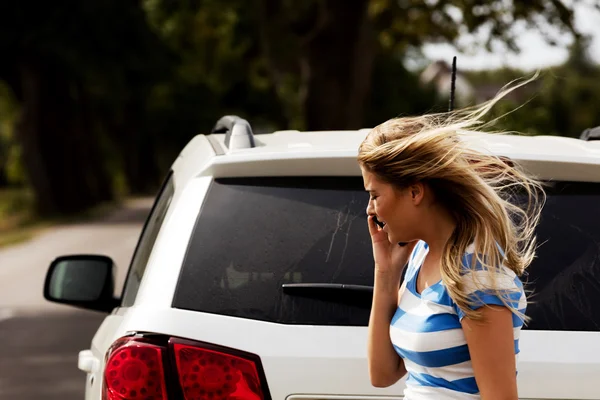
420, 2, 600, 71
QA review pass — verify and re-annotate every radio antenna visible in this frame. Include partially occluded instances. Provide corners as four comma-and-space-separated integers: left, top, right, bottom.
449, 56, 457, 112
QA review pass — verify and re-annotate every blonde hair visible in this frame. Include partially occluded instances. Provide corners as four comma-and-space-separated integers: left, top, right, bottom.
357, 76, 545, 321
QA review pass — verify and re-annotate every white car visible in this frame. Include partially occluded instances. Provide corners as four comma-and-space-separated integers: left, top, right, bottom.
44, 116, 600, 399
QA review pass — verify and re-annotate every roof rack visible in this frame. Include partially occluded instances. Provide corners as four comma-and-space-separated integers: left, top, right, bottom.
580, 126, 600, 141
211, 115, 256, 151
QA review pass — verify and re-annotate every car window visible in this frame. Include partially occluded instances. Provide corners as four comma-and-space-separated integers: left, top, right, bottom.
523, 181, 600, 331
121, 172, 175, 307
173, 177, 600, 329
174, 177, 374, 325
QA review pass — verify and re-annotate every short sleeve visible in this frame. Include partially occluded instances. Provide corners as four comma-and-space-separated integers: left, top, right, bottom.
404, 240, 428, 282
453, 251, 527, 322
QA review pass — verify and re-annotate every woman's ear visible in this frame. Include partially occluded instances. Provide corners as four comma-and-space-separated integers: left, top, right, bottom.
409, 182, 425, 206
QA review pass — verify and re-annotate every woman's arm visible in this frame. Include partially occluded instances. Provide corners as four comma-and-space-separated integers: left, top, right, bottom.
367, 269, 407, 387
366, 216, 417, 387
461, 305, 519, 400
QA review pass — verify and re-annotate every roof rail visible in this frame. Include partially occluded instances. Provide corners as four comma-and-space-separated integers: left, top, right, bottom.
580, 126, 600, 141
211, 115, 256, 151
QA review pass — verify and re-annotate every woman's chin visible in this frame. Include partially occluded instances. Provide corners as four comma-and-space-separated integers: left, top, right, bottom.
388, 234, 407, 245
385, 228, 403, 244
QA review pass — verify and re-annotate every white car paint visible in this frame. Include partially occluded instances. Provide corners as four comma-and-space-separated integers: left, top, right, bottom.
77, 128, 600, 399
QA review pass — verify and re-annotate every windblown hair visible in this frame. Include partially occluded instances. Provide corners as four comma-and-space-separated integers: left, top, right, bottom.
357, 76, 545, 321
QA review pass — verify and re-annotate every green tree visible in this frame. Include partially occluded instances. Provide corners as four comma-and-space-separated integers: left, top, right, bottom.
550, 35, 600, 138
365, 54, 440, 126
0, 0, 173, 215
0, 82, 22, 187
144, 0, 582, 131
463, 36, 600, 138
142, 0, 286, 140
0, 0, 590, 216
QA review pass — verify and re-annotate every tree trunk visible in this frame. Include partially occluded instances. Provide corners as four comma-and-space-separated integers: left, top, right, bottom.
123, 136, 160, 195
107, 94, 160, 195
258, 0, 377, 131
76, 80, 115, 203
13, 61, 114, 216
304, 0, 376, 130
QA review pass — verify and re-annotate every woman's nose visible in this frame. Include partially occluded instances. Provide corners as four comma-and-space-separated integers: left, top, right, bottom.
366, 199, 375, 215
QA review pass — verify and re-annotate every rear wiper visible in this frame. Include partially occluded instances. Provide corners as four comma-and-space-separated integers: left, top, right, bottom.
281, 283, 373, 308
281, 283, 373, 293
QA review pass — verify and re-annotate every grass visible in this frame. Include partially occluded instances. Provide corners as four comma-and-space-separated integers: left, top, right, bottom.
0, 188, 41, 247
0, 223, 50, 247
0, 188, 120, 248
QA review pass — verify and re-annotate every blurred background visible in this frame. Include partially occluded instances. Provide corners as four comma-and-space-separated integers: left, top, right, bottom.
0, 0, 599, 399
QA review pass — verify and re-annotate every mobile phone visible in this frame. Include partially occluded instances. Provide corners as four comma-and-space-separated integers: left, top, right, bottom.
372, 216, 407, 246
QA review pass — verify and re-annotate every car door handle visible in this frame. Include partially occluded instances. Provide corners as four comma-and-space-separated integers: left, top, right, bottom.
78, 349, 99, 374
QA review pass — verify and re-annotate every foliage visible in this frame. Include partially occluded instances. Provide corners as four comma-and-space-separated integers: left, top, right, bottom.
0, 0, 175, 214
0, 0, 594, 216
143, 0, 583, 129
0, 82, 25, 186
464, 36, 600, 138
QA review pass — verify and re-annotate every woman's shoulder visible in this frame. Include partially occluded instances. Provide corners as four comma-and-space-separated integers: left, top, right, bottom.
459, 243, 523, 285
454, 243, 527, 320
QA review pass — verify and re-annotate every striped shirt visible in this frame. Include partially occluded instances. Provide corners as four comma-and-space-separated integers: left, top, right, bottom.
390, 240, 526, 399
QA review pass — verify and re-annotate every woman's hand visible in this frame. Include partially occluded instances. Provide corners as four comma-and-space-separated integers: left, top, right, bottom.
367, 215, 418, 274
366, 215, 416, 387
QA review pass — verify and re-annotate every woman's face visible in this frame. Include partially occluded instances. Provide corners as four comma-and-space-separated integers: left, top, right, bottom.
361, 167, 422, 244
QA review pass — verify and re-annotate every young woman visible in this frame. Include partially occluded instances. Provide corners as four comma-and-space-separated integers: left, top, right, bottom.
358, 83, 544, 399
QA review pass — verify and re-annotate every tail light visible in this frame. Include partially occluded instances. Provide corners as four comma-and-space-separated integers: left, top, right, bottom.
171, 339, 265, 400
102, 336, 269, 400
103, 337, 168, 400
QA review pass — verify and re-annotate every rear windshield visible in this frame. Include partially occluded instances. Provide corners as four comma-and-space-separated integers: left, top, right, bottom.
173, 177, 600, 330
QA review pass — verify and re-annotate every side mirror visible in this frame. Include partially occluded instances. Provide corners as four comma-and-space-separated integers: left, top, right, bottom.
43, 255, 120, 313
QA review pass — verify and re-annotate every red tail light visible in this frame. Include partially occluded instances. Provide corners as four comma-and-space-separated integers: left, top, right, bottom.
172, 340, 265, 400
103, 337, 168, 400
102, 336, 269, 400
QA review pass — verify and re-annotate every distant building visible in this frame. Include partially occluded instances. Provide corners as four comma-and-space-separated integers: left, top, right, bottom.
420, 60, 542, 105
419, 60, 474, 106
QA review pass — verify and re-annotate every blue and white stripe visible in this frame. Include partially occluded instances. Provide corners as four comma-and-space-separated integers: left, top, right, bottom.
390, 241, 525, 399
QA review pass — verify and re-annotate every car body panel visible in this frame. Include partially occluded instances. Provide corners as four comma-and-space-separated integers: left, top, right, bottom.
74, 129, 600, 399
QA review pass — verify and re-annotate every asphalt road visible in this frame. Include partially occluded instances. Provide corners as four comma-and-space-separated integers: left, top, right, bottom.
0, 198, 152, 400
